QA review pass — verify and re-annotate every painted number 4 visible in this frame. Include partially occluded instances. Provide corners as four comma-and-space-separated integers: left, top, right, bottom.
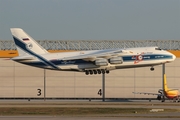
98, 89, 102, 96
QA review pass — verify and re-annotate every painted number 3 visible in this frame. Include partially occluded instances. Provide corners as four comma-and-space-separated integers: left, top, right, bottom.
37, 89, 41, 96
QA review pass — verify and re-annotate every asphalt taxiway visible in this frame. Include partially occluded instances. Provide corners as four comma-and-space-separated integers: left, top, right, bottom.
0, 99, 180, 109
0, 100, 180, 120
1, 116, 180, 120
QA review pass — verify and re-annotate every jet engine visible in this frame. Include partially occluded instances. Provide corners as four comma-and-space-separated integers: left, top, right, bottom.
109, 57, 123, 64
95, 58, 108, 66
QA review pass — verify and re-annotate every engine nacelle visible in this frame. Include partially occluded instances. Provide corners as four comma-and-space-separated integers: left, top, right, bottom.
95, 58, 108, 66
109, 57, 123, 64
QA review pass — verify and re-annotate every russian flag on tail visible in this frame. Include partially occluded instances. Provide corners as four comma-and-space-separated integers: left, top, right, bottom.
22, 38, 29, 41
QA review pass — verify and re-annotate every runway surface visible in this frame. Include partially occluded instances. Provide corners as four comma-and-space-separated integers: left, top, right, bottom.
0, 116, 180, 120
0, 99, 180, 120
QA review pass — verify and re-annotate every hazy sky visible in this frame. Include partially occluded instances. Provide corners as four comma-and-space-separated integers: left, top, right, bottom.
0, 0, 179, 40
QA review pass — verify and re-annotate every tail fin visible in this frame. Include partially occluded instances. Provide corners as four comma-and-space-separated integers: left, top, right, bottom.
163, 74, 168, 91
10, 28, 48, 56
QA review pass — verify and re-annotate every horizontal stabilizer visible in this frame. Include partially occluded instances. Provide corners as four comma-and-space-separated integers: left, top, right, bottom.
11, 56, 35, 61
166, 89, 179, 92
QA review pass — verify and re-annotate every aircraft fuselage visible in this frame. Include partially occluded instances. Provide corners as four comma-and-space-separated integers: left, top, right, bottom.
12, 47, 176, 72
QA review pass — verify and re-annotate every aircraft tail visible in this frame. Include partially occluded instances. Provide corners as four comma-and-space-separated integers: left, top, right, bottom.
163, 74, 179, 92
163, 74, 168, 91
10, 28, 48, 56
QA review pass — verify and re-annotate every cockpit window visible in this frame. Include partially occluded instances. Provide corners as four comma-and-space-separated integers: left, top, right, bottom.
155, 47, 162, 50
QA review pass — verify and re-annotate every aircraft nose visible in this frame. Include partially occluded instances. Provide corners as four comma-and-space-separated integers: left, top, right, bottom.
172, 54, 176, 60
165, 52, 176, 63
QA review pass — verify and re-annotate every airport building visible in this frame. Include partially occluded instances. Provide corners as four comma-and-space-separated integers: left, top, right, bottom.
0, 40, 180, 99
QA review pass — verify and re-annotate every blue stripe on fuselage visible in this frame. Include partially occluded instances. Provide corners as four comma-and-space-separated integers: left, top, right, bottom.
12, 36, 59, 69
22, 60, 92, 66
122, 55, 172, 61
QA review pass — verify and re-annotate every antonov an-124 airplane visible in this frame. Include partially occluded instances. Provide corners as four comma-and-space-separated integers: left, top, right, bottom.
10, 28, 176, 75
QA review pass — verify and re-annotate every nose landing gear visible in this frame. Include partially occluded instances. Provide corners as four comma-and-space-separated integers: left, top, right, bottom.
150, 66, 154, 71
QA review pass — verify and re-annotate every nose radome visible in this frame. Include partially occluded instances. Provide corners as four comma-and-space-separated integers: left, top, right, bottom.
172, 54, 176, 60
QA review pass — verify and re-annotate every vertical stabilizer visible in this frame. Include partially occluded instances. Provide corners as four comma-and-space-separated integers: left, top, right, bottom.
10, 28, 48, 56
163, 74, 168, 91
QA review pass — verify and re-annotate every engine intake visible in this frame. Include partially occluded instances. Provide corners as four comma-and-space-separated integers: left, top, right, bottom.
95, 58, 108, 66
109, 57, 123, 64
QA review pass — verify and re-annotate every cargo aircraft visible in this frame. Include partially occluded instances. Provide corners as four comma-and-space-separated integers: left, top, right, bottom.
10, 28, 176, 75
133, 74, 180, 102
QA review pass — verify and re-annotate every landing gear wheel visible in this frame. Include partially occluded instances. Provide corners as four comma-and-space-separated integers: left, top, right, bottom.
101, 69, 105, 74
93, 70, 97, 74
150, 67, 154, 71
106, 70, 109, 74
85, 70, 89, 75
97, 70, 101, 74
161, 96, 165, 102
89, 70, 93, 75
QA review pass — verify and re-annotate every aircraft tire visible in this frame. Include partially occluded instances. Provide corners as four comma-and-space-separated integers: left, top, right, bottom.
101, 69, 105, 74
85, 70, 89, 75
89, 70, 93, 75
150, 67, 154, 71
93, 70, 97, 74
97, 70, 101, 74
106, 70, 109, 74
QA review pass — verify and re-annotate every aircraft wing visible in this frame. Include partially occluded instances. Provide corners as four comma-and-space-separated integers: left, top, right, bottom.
62, 49, 129, 61
132, 92, 161, 96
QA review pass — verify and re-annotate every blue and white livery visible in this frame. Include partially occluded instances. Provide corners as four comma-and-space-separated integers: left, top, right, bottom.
10, 28, 176, 75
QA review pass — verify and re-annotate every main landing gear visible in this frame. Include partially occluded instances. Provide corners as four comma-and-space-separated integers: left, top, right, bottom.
161, 96, 165, 102
157, 95, 165, 102
85, 69, 110, 75
150, 66, 154, 71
